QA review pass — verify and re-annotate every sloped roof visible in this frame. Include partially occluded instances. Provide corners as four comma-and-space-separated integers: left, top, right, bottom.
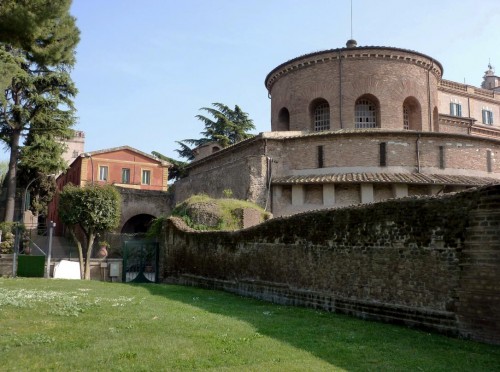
272, 173, 499, 186
83, 145, 171, 167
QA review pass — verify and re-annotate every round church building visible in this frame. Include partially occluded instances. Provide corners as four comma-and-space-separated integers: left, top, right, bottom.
263, 40, 500, 216
266, 40, 442, 133
175, 40, 500, 217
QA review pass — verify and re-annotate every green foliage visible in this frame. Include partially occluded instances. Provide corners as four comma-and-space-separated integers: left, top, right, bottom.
0, 0, 79, 222
173, 141, 195, 162
176, 103, 255, 160
58, 184, 121, 279
59, 184, 121, 233
98, 241, 110, 248
17, 171, 57, 216
172, 194, 270, 231
0, 222, 24, 254
0, 222, 15, 254
222, 188, 233, 198
151, 151, 188, 181
146, 216, 167, 238
0, 0, 79, 66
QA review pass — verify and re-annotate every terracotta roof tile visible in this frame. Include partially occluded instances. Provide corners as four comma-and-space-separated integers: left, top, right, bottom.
272, 173, 499, 186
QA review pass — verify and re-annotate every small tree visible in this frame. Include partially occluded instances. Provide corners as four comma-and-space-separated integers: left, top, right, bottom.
58, 184, 121, 280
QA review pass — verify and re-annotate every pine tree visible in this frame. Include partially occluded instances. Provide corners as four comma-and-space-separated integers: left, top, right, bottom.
152, 150, 188, 181
176, 103, 255, 160
0, 0, 79, 221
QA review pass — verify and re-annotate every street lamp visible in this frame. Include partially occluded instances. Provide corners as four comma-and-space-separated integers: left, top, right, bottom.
81, 152, 94, 184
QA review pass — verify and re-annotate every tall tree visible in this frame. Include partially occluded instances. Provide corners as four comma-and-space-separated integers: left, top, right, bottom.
176, 103, 255, 160
173, 140, 195, 162
58, 184, 121, 280
0, 0, 79, 221
17, 129, 69, 216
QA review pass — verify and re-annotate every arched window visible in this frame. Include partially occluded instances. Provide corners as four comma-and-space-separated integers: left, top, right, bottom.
402, 97, 422, 131
403, 106, 410, 130
312, 101, 330, 131
277, 107, 290, 131
355, 98, 377, 128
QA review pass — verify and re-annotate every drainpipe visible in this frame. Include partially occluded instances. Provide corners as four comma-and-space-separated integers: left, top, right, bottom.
264, 156, 273, 212
416, 134, 421, 173
263, 138, 271, 212
427, 62, 433, 131
339, 50, 343, 129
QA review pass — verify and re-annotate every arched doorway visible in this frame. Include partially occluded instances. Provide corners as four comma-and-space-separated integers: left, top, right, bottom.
121, 214, 156, 234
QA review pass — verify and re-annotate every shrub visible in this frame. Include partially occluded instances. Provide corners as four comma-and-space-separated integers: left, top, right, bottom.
0, 222, 22, 254
170, 194, 271, 231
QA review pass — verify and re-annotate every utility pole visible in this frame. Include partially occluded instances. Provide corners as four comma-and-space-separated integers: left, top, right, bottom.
46, 221, 56, 278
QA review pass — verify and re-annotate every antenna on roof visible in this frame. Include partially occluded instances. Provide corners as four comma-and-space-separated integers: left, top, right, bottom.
346, 0, 357, 48
350, 0, 353, 40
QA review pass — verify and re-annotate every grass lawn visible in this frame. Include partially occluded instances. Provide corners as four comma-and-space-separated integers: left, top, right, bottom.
0, 278, 499, 371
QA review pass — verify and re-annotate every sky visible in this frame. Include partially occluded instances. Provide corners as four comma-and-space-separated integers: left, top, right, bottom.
2, 0, 500, 163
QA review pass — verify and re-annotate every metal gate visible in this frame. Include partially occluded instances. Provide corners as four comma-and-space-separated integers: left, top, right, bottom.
122, 240, 159, 283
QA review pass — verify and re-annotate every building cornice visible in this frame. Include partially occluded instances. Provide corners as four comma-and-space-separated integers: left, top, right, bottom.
265, 46, 443, 93
439, 80, 500, 104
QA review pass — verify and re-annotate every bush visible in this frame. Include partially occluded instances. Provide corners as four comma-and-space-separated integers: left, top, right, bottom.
0, 222, 22, 254
170, 194, 271, 231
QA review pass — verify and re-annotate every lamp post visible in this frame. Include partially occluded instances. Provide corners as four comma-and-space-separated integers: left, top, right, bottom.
21, 174, 56, 223
82, 153, 94, 184
21, 177, 39, 220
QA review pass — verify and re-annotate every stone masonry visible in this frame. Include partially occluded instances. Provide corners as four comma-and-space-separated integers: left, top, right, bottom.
162, 184, 500, 345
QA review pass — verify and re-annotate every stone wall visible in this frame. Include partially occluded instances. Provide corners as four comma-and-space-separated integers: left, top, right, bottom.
173, 139, 269, 207
117, 187, 173, 230
161, 184, 500, 344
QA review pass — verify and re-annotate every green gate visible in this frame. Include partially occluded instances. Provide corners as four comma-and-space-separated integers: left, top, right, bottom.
122, 240, 159, 283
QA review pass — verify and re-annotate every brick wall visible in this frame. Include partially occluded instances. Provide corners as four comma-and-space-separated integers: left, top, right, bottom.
266, 46, 500, 134
162, 184, 500, 344
174, 131, 500, 217
267, 47, 441, 132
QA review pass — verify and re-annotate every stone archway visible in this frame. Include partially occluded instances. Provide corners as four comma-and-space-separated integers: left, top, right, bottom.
121, 214, 156, 234
116, 187, 172, 233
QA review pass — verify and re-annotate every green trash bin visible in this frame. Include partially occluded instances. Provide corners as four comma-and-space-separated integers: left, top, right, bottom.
17, 255, 45, 277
